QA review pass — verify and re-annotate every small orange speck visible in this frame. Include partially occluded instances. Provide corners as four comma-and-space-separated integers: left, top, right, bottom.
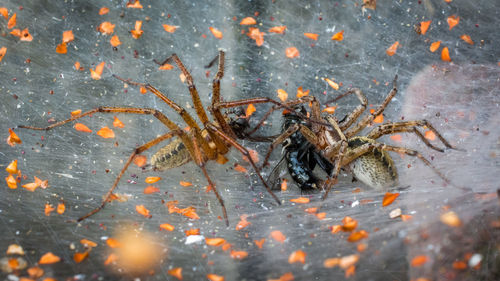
99, 7, 109, 15
270, 230, 286, 243
206, 274, 225, 281
447, 15, 459, 30
206, 238, 226, 246
73, 251, 89, 263
430, 41, 441, 52
71, 109, 82, 116
184, 228, 200, 236
104, 253, 118, 265
247, 27, 265, 46
106, 238, 122, 248
160, 223, 175, 231
285, 47, 299, 58
126, 0, 143, 9
90, 61, 106, 80
99, 22, 115, 35
347, 230, 369, 242
168, 267, 183, 280
441, 47, 451, 62
6, 159, 18, 174
163, 24, 178, 33
440, 211, 462, 227
0, 7, 8, 19
411, 255, 429, 267
136, 205, 152, 218
296, 86, 309, 98
56, 42, 67, 54
7, 13, 16, 29
6, 174, 17, 189
209, 27, 223, 39
324, 78, 339, 90
419, 21, 431, 35
143, 186, 160, 194
230, 250, 248, 260
145, 176, 161, 183
460, 34, 474, 45
234, 164, 248, 173
331, 30, 344, 41
280, 178, 287, 191
245, 103, 256, 117
39, 252, 61, 264
110, 35, 121, 47
131, 20, 144, 39
254, 238, 265, 249
62, 30, 74, 43
268, 25, 286, 34
56, 203, 65, 214
424, 130, 436, 140
73, 61, 82, 71
277, 89, 288, 102
386, 41, 400, 56
323, 106, 337, 114
290, 197, 310, 204
80, 239, 98, 247
304, 33, 318, 40
288, 249, 306, 264
324, 257, 340, 268
7, 128, 22, 146
113, 116, 125, 128
390, 134, 402, 142
373, 113, 384, 123
179, 181, 192, 187
382, 192, 399, 207
240, 17, 257, 25
97, 126, 115, 138
133, 155, 147, 167
0, 47, 6, 63
235, 215, 251, 230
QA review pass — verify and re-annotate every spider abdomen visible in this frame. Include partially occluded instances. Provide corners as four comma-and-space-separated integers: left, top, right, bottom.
347, 136, 398, 189
151, 138, 192, 171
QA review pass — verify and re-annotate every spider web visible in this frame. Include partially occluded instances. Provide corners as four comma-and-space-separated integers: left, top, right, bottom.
1, 1, 499, 280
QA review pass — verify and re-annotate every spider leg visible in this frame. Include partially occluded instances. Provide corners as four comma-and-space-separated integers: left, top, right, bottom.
261, 123, 300, 168
325, 88, 368, 131
78, 130, 184, 221
366, 120, 455, 152
205, 123, 281, 205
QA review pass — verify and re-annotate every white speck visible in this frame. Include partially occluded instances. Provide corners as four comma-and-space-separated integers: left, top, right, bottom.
468, 253, 482, 267
185, 235, 205, 245
54, 173, 78, 179
351, 200, 359, 207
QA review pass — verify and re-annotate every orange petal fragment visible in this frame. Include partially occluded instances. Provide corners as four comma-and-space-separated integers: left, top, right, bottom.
277, 89, 288, 102
6, 174, 17, 189
424, 130, 436, 140
90, 61, 105, 80
99, 7, 109, 15
6, 159, 18, 174
339, 254, 359, 269
324, 257, 340, 268
440, 211, 462, 227
342, 216, 358, 232
7, 13, 16, 29
281, 178, 287, 191
0, 46, 6, 62
452, 260, 468, 270
163, 24, 178, 33
460, 34, 474, 45
209, 27, 223, 39
288, 249, 306, 264
106, 238, 122, 248
411, 255, 429, 267
184, 228, 200, 236
168, 267, 183, 280
99, 22, 115, 35
324, 78, 339, 90
270, 230, 286, 243
447, 15, 459, 30
347, 230, 369, 242
71, 109, 82, 116
159, 63, 174, 70
112, 116, 125, 128
39, 252, 61, 264
386, 41, 400, 56
230, 250, 248, 260
104, 253, 118, 265
234, 164, 247, 173
296, 86, 309, 98
235, 215, 251, 231
245, 103, 256, 117
136, 205, 152, 218
240, 17, 257, 25
304, 33, 318, 40
131, 20, 144, 39
242, 149, 259, 163
430, 41, 441, 52
27, 266, 44, 278
80, 238, 98, 247
331, 30, 344, 41
285, 47, 299, 58
73, 251, 89, 263
7, 128, 22, 146
56, 42, 67, 54
268, 25, 287, 34
126, 0, 143, 9
206, 238, 226, 246
382, 192, 400, 207
290, 197, 310, 204
180, 207, 200, 220
160, 223, 175, 231
323, 106, 337, 114
0, 7, 8, 19
133, 155, 147, 167
254, 238, 265, 249
247, 27, 265, 46
373, 113, 384, 123
74, 61, 82, 71
56, 203, 65, 214
207, 274, 225, 281
23, 178, 40, 192
44, 204, 55, 216
110, 35, 121, 47
97, 126, 115, 138
268, 272, 294, 281
145, 176, 161, 183
62, 30, 74, 43
179, 181, 192, 187
441, 47, 451, 62
419, 21, 431, 35
390, 134, 402, 142
143, 186, 160, 194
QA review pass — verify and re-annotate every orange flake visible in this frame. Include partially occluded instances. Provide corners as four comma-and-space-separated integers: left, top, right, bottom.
373, 113, 384, 123
184, 228, 200, 236
411, 255, 429, 267
180, 207, 200, 220
342, 216, 358, 232
331, 224, 342, 234
27, 266, 44, 278
131, 20, 144, 39
324, 257, 340, 268
73, 251, 89, 263
424, 130, 436, 140
90, 61, 105, 80
324, 78, 339, 90
97, 126, 115, 138
23, 177, 42, 192
140, 86, 148, 94
71, 109, 82, 116
160, 223, 175, 231
419, 21, 431, 35
236, 214, 251, 230
440, 211, 462, 227
6, 159, 18, 174
0, 46, 7, 62
280, 178, 287, 191
288, 249, 306, 264
207, 274, 225, 281
104, 253, 118, 265
110, 35, 121, 47
0, 7, 8, 19
347, 230, 369, 242
447, 15, 459, 30
145, 176, 161, 183
234, 164, 248, 173
168, 267, 183, 280
56, 42, 67, 54
386, 41, 400, 56
6, 174, 17, 189
441, 47, 451, 62
270, 230, 286, 243
247, 27, 265, 46
143, 186, 160, 194
126, 0, 143, 8
7, 128, 22, 146
245, 103, 256, 117
331, 30, 344, 41
460, 34, 474, 45
209, 27, 223, 39
339, 254, 359, 269
39, 252, 61, 264
382, 192, 399, 207
74, 61, 82, 71
62, 30, 74, 43
357, 243, 368, 252
106, 238, 122, 248
56, 203, 65, 214
80, 238, 98, 247
430, 41, 441, 52
163, 24, 178, 33
296, 86, 309, 98
401, 214, 412, 221
133, 155, 147, 167
305, 207, 318, 214
444, 0, 453, 2
242, 149, 259, 163
390, 134, 402, 142
290, 197, 310, 204
44, 204, 55, 216
345, 265, 356, 278
315, 212, 326, 219
268, 272, 294, 281
277, 89, 288, 102
99, 22, 115, 35
254, 238, 265, 249
99, 7, 109, 15
304, 33, 318, 40
452, 260, 467, 270
159, 63, 174, 70
323, 106, 337, 114
7, 13, 16, 29
268, 25, 286, 34
285, 47, 299, 58
179, 181, 192, 187
112, 116, 125, 128
221, 242, 232, 252
206, 238, 226, 246
136, 205, 152, 218
240, 17, 257, 25
230, 250, 249, 260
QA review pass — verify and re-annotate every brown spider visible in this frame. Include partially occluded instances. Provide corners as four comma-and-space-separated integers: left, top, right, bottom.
262, 75, 456, 197
18, 51, 318, 226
